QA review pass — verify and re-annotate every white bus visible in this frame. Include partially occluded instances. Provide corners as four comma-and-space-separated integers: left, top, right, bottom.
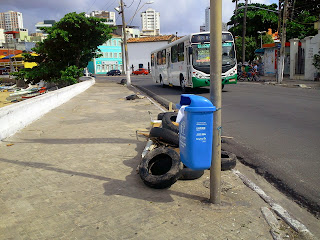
150, 31, 237, 91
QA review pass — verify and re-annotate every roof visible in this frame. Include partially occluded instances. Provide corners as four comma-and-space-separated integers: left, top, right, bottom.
127, 35, 177, 43
111, 33, 121, 38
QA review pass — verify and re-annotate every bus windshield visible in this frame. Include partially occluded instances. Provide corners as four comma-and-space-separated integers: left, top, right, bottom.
192, 42, 236, 72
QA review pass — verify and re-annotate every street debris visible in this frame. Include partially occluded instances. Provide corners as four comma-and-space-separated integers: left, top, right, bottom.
126, 94, 145, 100
118, 79, 127, 85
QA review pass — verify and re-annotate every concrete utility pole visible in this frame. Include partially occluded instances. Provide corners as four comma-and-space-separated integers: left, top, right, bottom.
120, 0, 132, 86
276, 0, 282, 83
277, 0, 289, 84
210, 0, 222, 204
241, 0, 248, 63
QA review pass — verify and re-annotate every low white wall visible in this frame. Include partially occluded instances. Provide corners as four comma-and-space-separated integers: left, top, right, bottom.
0, 78, 95, 141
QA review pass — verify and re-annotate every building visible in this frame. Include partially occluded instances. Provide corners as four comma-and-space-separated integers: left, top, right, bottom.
141, 8, 160, 36
86, 11, 116, 26
0, 11, 24, 31
0, 29, 5, 47
127, 35, 177, 72
87, 34, 122, 74
204, 7, 227, 31
113, 25, 140, 39
35, 20, 56, 36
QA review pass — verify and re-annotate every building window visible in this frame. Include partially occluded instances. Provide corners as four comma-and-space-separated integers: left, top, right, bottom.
114, 53, 117, 58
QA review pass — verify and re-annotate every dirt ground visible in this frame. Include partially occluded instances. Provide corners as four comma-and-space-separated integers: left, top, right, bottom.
0, 91, 13, 108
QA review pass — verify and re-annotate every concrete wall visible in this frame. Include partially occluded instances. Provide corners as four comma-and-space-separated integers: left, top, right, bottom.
127, 41, 169, 72
0, 78, 95, 141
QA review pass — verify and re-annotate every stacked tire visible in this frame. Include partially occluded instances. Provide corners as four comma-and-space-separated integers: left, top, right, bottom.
138, 112, 237, 189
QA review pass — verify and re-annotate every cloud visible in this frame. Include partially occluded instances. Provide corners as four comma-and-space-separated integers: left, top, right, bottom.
1, 0, 277, 35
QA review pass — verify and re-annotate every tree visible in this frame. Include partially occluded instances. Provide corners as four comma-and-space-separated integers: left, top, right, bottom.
235, 36, 258, 62
14, 12, 113, 86
228, 3, 279, 39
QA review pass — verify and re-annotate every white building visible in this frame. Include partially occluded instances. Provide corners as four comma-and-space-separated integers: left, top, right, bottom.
0, 11, 24, 31
35, 20, 56, 36
127, 35, 177, 72
0, 29, 5, 47
141, 8, 160, 36
204, 7, 227, 31
86, 11, 116, 26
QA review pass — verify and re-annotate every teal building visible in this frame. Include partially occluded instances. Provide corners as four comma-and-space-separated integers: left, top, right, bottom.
87, 34, 123, 74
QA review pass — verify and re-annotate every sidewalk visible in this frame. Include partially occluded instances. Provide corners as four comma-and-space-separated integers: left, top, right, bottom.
260, 75, 320, 89
0, 78, 305, 239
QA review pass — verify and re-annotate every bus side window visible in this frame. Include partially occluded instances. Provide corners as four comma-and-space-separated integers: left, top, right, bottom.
151, 53, 154, 66
178, 43, 184, 62
171, 45, 178, 63
162, 49, 166, 65
157, 51, 162, 65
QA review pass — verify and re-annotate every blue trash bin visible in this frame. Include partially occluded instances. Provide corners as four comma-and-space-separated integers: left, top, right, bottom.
178, 94, 216, 170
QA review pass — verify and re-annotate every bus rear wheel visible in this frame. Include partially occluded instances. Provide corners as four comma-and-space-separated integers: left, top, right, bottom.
160, 75, 166, 88
180, 75, 189, 93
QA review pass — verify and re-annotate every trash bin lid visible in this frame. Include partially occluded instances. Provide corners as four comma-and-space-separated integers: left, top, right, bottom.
179, 94, 216, 112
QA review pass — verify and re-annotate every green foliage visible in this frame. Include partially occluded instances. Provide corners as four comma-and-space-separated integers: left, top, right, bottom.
261, 33, 274, 45
228, 3, 279, 38
313, 51, 320, 71
60, 66, 83, 85
286, 10, 318, 40
22, 12, 113, 85
235, 36, 258, 62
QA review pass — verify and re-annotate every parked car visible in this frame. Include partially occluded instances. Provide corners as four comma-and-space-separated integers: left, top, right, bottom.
106, 70, 121, 76
132, 68, 149, 75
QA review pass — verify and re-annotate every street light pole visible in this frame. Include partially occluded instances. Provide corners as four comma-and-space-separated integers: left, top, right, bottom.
257, 31, 266, 48
120, 0, 131, 86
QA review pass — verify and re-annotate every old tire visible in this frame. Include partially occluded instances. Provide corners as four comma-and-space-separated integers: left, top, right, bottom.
179, 166, 204, 180
139, 147, 183, 189
162, 112, 179, 134
221, 151, 237, 171
149, 127, 179, 147
157, 112, 166, 120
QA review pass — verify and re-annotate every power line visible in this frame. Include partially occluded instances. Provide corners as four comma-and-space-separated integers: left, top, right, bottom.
129, 0, 141, 25
102, 0, 118, 11
86, 0, 97, 14
126, 0, 135, 8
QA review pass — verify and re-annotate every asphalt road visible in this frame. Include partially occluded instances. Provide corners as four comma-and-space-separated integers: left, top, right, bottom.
111, 74, 320, 216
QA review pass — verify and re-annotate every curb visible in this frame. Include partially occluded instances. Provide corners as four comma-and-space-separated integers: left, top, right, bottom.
0, 78, 95, 141
133, 85, 178, 110
233, 170, 316, 240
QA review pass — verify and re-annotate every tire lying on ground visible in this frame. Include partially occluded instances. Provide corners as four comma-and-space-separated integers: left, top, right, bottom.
221, 151, 237, 171
162, 112, 179, 133
149, 127, 179, 147
139, 146, 183, 189
179, 165, 204, 180
157, 112, 166, 120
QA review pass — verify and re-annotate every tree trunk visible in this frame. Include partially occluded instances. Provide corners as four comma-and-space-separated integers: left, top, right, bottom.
242, 0, 248, 63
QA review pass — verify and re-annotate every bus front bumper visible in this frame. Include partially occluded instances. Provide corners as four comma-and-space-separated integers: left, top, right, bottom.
192, 74, 237, 88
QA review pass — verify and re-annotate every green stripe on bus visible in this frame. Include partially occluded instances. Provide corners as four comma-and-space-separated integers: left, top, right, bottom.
192, 74, 237, 88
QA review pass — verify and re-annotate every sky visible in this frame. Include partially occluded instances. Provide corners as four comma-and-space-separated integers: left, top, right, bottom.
1, 0, 278, 35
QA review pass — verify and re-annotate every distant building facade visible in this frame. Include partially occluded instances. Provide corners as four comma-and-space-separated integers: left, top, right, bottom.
0, 11, 24, 31
113, 25, 140, 39
141, 8, 160, 36
86, 11, 116, 26
35, 20, 56, 36
0, 29, 5, 47
204, 7, 227, 31
87, 34, 123, 74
